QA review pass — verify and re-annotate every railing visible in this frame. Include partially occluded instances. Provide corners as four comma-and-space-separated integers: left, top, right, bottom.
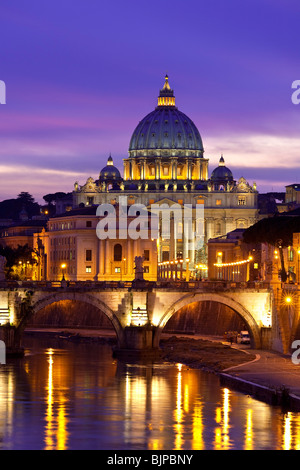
0, 279, 271, 291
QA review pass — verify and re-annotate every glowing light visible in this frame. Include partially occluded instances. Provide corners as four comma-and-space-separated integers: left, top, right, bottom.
214, 256, 253, 268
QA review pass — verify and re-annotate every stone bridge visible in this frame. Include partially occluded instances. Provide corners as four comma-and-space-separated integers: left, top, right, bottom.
0, 279, 283, 356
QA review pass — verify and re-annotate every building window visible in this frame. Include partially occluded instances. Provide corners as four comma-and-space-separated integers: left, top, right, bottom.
144, 266, 149, 273
238, 197, 246, 206
86, 250, 92, 261
86, 221, 92, 228
114, 244, 122, 261
86, 266, 92, 273
87, 197, 94, 205
115, 267, 121, 273
144, 250, 150, 261
163, 166, 169, 176
216, 199, 222, 206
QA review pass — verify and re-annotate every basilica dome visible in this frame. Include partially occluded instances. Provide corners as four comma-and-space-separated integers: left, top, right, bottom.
128, 76, 204, 157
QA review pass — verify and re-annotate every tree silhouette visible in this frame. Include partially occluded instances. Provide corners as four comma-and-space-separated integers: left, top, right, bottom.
243, 216, 300, 282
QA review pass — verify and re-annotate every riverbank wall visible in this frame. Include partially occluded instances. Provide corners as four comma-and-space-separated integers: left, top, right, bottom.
219, 372, 300, 412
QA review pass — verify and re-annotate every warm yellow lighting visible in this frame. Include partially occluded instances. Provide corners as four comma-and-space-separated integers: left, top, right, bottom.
217, 252, 222, 257
214, 257, 253, 268
61, 264, 66, 269
285, 296, 292, 304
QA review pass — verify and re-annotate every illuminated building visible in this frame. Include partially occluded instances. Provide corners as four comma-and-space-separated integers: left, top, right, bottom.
33, 205, 157, 282
73, 76, 258, 275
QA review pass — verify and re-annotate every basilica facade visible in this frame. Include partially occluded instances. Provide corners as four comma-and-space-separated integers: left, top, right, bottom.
72, 76, 258, 274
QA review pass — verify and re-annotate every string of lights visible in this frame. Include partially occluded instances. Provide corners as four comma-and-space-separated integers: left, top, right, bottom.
214, 256, 253, 268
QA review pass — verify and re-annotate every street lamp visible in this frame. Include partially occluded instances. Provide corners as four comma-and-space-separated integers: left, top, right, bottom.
121, 258, 126, 282
186, 258, 190, 282
61, 263, 66, 281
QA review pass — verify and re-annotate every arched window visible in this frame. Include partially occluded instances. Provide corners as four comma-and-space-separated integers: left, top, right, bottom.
114, 244, 122, 261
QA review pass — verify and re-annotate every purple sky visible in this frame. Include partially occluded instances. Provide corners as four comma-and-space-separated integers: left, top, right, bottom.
0, 0, 300, 203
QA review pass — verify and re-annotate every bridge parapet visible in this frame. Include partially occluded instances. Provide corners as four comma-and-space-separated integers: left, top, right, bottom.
0, 279, 271, 292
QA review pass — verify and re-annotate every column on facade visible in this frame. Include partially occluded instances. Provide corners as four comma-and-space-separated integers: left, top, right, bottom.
205, 217, 214, 243
127, 238, 133, 278
186, 159, 191, 180
155, 159, 158, 180
170, 215, 175, 261
140, 158, 146, 180
155, 158, 161, 180
104, 239, 110, 275
196, 159, 201, 180
99, 239, 105, 277
225, 217, 234, 235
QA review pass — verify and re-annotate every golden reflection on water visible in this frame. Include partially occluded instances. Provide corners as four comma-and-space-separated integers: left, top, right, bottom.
245, 409, 253, 450
44, 348, 68, 450
3, 344, 300, 449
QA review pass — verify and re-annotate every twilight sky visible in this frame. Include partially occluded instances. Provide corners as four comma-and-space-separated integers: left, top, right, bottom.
0, 0, 300, 203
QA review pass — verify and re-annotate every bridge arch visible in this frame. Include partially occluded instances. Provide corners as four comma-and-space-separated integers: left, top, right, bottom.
153, 292, 261, 348
31, 292, 124, 346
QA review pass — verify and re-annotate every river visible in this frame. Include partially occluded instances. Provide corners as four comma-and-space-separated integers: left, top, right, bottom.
0, 334, 300, 450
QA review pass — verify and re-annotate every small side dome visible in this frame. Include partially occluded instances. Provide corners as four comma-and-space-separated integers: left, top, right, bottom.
99, 155, 121, 181
210, 156, 233, 182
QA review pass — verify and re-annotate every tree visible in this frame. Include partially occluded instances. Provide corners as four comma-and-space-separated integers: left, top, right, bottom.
0, 244, 36, 279
17, 192, 35, 204
43, 192, 68, 205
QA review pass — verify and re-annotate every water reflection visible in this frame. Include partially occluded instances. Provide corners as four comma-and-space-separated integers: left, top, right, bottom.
1, 337, 300, 449
45, 348, 69, 450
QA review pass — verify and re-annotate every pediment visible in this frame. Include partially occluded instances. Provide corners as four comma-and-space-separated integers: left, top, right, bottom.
146, 197, 183, 209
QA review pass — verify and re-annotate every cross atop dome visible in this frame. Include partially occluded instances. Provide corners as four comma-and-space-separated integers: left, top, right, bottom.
157, 74, 176, 107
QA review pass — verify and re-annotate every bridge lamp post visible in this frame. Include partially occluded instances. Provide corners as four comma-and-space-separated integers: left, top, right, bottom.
61, 263, 66, 281
285, 296, 293, 329
121, 258, 126, 281
186, 258, 190, 282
